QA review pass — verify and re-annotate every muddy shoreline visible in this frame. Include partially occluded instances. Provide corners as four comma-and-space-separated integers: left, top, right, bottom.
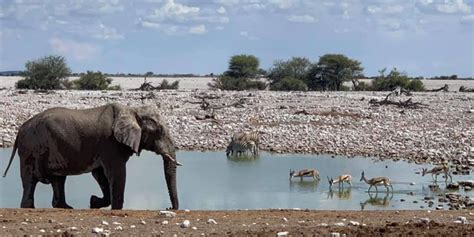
0, 89, 473, 165
0, 209, 472, 236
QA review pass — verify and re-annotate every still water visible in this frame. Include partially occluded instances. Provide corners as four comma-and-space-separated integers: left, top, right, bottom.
0, 149, 471, 210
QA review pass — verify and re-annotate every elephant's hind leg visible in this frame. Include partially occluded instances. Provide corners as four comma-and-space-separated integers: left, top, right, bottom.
21, 177, 38, 208
90, 167, 111, 209
50, 176, 73, 209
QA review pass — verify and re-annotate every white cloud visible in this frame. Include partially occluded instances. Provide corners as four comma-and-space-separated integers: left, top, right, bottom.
366, 5, 404, 14
93, 24, 124, 40
147, 0, 200, 23
268, 0, 298, 9
436, 0, 471, 14
240, 31, 259, 40
189, 25, 207, 34
460, 14, 474, 24
49, 38, 99, 61
287, 15, 317, 23
376, 18, 402, 31
217, 6, 226, 14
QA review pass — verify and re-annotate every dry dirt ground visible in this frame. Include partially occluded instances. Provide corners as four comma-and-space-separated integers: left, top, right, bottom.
0, 209, 472, 236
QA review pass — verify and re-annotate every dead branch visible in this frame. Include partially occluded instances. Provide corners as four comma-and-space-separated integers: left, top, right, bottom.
459, 86, 474, 93
427, 84, 449, 92
294, 109, 310, 115
369, 97, 426, 109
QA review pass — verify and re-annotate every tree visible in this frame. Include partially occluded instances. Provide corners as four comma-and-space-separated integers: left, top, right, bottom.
306, 54, 363, 91
371, 68, 425, 91
74, 71, 120, 90
268, 57, 311, 90
224, 54, 259, 78
208, 54, 266, 90
270, 77, 308, 91
16, 55, 71, 90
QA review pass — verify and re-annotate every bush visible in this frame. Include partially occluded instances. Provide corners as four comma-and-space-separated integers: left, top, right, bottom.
371, 68, 425, 91
157, 79, 179, 89
225, 55, 260, 78
74, 71, 117, 90
268, 57, 311, 87
208, 76, 266, 90
16, 55, 71, 90
270, 77, 307, 91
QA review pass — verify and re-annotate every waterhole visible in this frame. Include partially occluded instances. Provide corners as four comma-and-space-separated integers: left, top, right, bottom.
0, 149, 471, 210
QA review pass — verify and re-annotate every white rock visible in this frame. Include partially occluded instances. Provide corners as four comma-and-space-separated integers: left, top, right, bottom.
130, 225, 136, 228
185, 209, 190, 212
318, 223, 328, 227
334, 222, 345, 226
140, 220, 146, 225
330, 232, 340, 237
92, 227, 104, 234
192, 226, 197, 230
181, 220, 191, 228
69, 227, 78, 231
115, 226, 123, 231
162, 220, 169, 225
39, 229, 45, 233
457, 216, 468, 224
56, 229, 62, 233
112, 221, 121, 225
207, 219, 217, 225
20, 222, 28, 225
349, 221, 360, 226
282, 217, 288, 222
159, 210, 177, 217
420, 218, 430, 223
277, 231, 289, 236
102, 220, 109, 226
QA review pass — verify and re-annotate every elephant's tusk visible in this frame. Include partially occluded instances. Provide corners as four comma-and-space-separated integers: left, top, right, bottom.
163, 154, 183, 166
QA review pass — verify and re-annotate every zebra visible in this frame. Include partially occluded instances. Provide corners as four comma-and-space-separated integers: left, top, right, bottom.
229, 131, 260, 155
226, 139, 257, 157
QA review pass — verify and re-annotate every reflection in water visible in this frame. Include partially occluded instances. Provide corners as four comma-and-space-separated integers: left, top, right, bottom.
327, 187, 352, 200
360, 192, 393, 210
289, 180, 320, 192
227, 154, 260, 163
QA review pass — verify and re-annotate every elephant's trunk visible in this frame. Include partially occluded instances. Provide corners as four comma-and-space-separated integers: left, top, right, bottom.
163, 155, 179, 210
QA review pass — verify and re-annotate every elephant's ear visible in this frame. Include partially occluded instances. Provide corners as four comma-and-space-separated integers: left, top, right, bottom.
113, 110, 142, 154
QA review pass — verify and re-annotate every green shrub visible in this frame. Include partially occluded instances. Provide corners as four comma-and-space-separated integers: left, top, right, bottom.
16, 55, 71, 90
74, 71, 115, 90
157, 79, 179, 89
270, 77, 307, 91
371, 68, 425, 91
208, 76, 266, 90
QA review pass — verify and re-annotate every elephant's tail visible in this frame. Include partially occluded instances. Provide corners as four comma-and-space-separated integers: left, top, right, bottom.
3, 137, 18, 177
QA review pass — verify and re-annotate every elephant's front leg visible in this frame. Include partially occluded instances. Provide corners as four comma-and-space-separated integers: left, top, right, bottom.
90, 167, 111, 209
50, 176, 73, 209
105, 164, 126, 210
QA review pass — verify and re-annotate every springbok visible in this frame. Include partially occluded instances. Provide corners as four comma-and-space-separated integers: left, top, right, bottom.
289, 169, 320, 181
327, 174, 352, 190
360, 171, 393, 193
422, 164, 452, 183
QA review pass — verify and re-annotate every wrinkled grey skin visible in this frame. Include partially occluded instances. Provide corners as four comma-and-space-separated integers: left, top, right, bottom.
3, 103, 179, 210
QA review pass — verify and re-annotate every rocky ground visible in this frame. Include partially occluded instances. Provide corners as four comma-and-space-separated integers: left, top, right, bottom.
0, 209, 473, 236
0, 89, 473, 166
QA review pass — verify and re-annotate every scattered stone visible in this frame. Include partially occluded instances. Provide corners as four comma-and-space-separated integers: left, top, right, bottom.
159, 210, 176, 218
192, 226, 198, 230
20, 222, 27, 225
140, 220, 146, 225
277, 231, 289, 236
457, 216, 468, 224
130, 225, 136, 229
334, 222, 345, 227
101, 220, 109, 226
447, 183, 460, 189
185, 209, 190, 212
91, 227, 104, 234
410, 182, 416, 186
69, 227, 78, 231
420, 218, 430, 224
349, 221, 360, 226
436, 206, 444, 210
39, 229, 45, 233
181, 220, 191, 228
112, 222, 121, 225
162, 220, 169, 225
207, 219, 217, 225
330, 232, 340, 237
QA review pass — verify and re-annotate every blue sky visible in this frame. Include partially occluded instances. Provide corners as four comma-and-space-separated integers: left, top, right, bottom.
0, 0, 473, 77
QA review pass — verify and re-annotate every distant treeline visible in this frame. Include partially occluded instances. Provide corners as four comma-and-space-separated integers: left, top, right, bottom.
0, 70, 471, 80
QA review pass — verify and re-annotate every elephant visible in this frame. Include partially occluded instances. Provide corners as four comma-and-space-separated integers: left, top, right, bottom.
3, 103, 180, 210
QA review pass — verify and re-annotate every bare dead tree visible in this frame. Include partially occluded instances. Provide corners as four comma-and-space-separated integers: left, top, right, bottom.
459, 86, 474, 92
427, 84, 449, 92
